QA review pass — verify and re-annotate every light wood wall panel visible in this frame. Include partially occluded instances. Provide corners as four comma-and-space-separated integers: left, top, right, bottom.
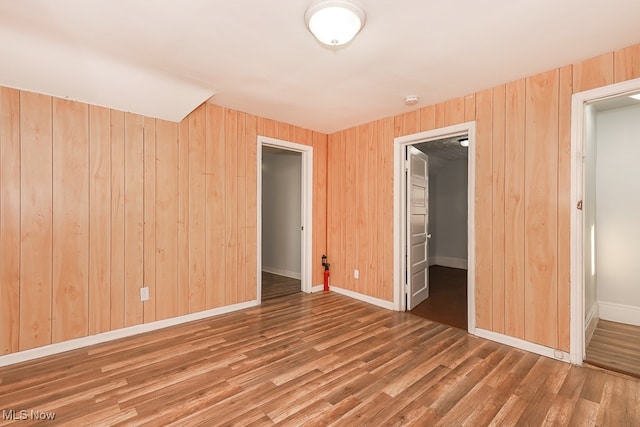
0, 88, 328, 357
88, 106, 111, 335
19, 92, 53, 351
0, 88, 21, 354
124, 113, 144, 327
155, 119, 179, 320
142, 117, 156, 323
491, 86, 506, 334
324, 42, 640, 350
524, 69, 559, 347
504, 79, 526, 340
110, 111, 125, 331
52, 98, 89, 343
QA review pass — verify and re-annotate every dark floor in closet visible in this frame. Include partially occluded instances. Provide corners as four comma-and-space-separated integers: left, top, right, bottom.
261, 271, 301, 301
410, 265, 467, 330
585, 319, 640, 379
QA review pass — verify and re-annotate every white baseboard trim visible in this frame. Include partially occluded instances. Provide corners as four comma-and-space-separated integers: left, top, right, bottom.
0, 300, 260, 368
474, 328, 571, 363
585, 302, 599, 346
330, 286, 395, 310
262, 267, 301, 280
429, 256, 468, 270
598, 300, 640, 326
311, 284, 325, 293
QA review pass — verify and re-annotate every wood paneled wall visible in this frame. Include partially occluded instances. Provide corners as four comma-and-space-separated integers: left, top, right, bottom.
327, 43, 640, 351
0, 92, 327, 355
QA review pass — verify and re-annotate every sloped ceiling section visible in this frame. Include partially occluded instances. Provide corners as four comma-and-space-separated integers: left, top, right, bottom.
0, 1, 215, 122
1, 1, 640, 132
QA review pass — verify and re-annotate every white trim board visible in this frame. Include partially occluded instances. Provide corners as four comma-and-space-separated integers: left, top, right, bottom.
330, 286, 396, 311
570, 77, 640, 365
394, 121, 476, 335
261, 267, 302, 280
257, 136, 313, 302
428, 257, 468, 270
598, 301, 640, 326
475, 329, 571, 363
0, 300, 259, 368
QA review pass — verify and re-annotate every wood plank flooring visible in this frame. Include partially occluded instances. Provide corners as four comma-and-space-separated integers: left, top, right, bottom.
261, 271, 301, 301
410, 266, 467, 330
1, 292, 639, 426
585, 319, 640, 379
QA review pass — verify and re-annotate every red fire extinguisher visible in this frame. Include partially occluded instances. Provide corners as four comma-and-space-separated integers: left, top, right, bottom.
322, 255, 330, 292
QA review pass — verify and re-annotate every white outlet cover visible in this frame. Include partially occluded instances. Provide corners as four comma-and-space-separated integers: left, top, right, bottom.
354, 269, 359, 279
140, 287, 150, 301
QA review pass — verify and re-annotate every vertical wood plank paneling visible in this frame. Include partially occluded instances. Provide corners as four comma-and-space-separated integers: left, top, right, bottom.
614, 44, 640, 82
464, 94, 476, 122
491, 86, 506, 334
435, 103, 446, 128
143, 117, 156, 323
19, 92, 52, 350
444, 97, 465, 126
395, 110, 419, 138
312, 132, 326, 286
573, 53, 614, 93
187, 106, 206, 312
245, 114, 258, 300
524, 70, 559, 348
110, 110, 125, 330
475, 89, 493, 330
236, 113, 247, 303
0, 88, 21, 354
88, 105, 111, 335
327, 131, 345, 288
206, 105, 226, 308
557, 65, 573, 352
365, 123, 379, 297
419, 105, 435, 132
52, 98, 89, 343
177, 118, 190, 315
123, 113, 144, 327
155, 120, 179, 320
504, 79, 526, 340
381, 117, 395, 301
224, 110, 238, 305
355, 125, 369, 295
346, 127, 358, 291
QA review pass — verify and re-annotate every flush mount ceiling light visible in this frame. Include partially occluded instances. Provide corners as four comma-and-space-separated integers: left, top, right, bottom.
459, 138, 469, 147
305, 0, 367, 46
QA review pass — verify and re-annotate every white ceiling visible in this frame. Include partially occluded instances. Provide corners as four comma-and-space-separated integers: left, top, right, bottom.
1, 1, 639, 134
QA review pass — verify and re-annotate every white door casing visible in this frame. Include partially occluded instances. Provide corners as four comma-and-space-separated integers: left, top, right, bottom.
407, 147, 430, 310
257, 136, 313, 302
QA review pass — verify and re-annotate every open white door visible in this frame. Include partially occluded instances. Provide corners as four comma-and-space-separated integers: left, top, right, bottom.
407, 146, 430, 310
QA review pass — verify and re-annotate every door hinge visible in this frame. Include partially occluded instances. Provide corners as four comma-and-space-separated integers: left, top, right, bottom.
577, 200, 583, 210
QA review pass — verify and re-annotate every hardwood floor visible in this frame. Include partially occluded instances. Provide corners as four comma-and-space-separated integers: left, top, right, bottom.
585, 319, 640, 379
261, 271, 301, 301
1, 292, 639, 426
410, 266, 467, 330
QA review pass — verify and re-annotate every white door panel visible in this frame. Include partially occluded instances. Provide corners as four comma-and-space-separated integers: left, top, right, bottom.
407, 146, 430, 310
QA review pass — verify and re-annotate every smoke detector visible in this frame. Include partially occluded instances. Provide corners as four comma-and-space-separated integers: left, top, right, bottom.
404, 95, 419, 106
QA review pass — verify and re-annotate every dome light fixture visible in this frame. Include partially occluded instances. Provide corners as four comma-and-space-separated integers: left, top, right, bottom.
459, 138, 469, 148
304, 0, 367, 47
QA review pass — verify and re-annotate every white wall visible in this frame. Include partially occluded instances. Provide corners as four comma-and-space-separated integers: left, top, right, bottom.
428, 158, 468, 269
595, 103, 640, 321
262, 149, 302, 278
584, 104, 598, 321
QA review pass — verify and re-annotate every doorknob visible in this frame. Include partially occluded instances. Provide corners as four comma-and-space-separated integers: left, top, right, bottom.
427, 233, 432, 239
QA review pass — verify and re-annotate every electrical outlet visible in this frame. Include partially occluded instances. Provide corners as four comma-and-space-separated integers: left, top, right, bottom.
140, 287, 150, 302
354, 269, 359, 279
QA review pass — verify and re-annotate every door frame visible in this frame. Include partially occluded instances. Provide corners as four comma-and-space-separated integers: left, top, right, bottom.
257, 136, 313, 301
569, 76, 640, 365
393, 121, 476, 333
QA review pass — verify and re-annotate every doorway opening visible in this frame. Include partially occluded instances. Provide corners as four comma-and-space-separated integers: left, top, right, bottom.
257, 136, 313, 302
571, 77, 640, 377
394, 122, 476, 334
